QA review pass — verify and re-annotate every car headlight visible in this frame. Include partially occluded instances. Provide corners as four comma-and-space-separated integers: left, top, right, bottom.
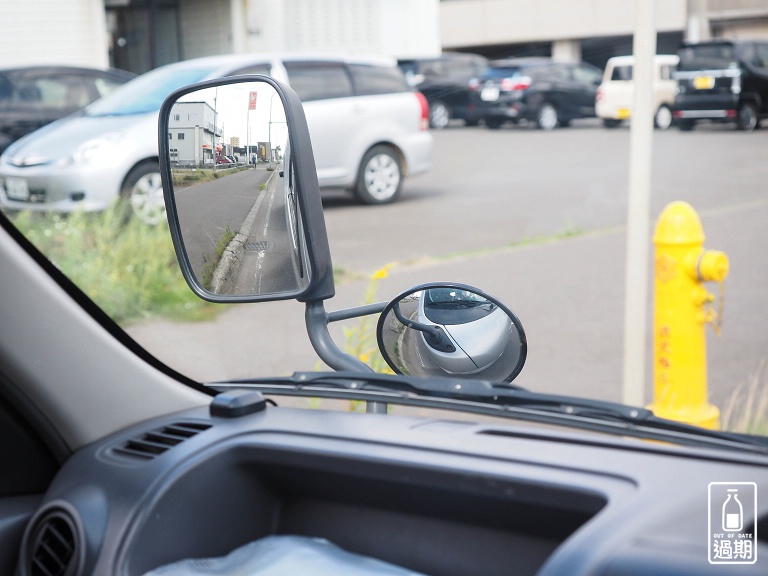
58, 132, 123, 167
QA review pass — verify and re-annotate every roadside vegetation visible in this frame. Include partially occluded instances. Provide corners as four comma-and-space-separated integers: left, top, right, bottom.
722, 360, 768, 435
7, 204, 216, 325
200, 224, 236, 290
171, 165, 251, 188
342, 262, 396, 375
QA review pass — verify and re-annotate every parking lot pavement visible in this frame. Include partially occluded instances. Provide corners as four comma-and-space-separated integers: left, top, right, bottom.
126, 196, 768, 413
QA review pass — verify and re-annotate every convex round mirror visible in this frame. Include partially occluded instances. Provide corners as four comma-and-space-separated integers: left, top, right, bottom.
377, 283, 527, 382
160, 78, 314, 301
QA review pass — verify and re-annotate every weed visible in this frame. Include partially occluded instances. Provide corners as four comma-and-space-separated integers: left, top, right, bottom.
7, 204, 215, 325
341, 262, 397, 376
200, 224, 237, 289
721, 360, 768, 435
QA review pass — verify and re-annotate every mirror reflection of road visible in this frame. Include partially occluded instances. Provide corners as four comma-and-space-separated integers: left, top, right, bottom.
175, 165, 295, 294
228, 170, 296, 294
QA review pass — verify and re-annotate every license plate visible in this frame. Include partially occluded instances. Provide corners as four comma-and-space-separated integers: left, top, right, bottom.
5, 177, 29, 201
480, 87, 499, 102
693, 76, 715, 90
617, 108, 630, 119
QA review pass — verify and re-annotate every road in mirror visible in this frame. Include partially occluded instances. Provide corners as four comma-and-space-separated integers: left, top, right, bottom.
378, 286, 526, 382
166, 81, 310, 298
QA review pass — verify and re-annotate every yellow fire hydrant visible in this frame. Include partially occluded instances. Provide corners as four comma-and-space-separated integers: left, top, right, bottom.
648, 201, 728, 430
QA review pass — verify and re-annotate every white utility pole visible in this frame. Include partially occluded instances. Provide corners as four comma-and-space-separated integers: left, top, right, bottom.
622, 0, 657, 407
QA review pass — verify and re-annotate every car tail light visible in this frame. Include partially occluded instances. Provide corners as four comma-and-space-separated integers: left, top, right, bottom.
468, 78, 480, 91
501, 76, 531, 92
415, 91, 429, 131
596, 88, 603, 101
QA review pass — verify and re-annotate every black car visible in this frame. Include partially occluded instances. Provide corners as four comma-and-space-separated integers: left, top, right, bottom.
673, 39, 768, 131
398, 52, 488, 128
472, 57, 603, 130
0, 65, 136, 153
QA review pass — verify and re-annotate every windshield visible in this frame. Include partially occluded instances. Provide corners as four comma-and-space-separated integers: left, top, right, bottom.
86, 64, 222, 116
2, 4, 767, 441
483, 66, 523, 80
677, 43, 739, 71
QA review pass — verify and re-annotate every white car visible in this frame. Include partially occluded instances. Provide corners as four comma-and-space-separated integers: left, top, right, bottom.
0, 54, 431, 223
595, 54, 679, 130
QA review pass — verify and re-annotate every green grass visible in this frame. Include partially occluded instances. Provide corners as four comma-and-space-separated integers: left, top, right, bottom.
200, 224, 237, 290
8, 204, 217, 325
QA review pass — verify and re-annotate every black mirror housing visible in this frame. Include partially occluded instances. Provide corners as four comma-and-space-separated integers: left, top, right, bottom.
158, 75, 335, 304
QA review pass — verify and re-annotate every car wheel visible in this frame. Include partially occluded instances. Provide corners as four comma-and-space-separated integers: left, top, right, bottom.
485, 118, 503, 130
602, 119, 622, 129
677, 120, 695, 132
654, 105, 673, 130
429, 101, 451, 129
536, 103, 558, 130
737, 103, 758, 131
354, 145, 403, 205
120, 161, 165, 225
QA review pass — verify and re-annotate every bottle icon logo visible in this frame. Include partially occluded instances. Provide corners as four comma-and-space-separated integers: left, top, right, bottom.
722, 489, 743, 532
708, 482, 757, 565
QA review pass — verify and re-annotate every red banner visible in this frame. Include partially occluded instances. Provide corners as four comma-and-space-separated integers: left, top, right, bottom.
248, 91, 258, 110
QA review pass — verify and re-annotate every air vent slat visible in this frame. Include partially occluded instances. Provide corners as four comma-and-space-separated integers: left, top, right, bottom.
126, 439, 172, 454
111, 421, 212, 461
28, 510, 78, 576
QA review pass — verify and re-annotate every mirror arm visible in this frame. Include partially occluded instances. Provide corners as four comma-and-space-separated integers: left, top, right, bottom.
305, 300, 374, 372
306, 300, 388, 414
327, 302, 388, 323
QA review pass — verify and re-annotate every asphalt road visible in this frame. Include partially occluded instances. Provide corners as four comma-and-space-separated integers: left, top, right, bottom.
173, 165, 305, 295
174, 166, 270, 282
128, 119, 768, 416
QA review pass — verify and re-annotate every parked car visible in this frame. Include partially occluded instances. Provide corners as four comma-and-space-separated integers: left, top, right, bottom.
472, 57, 603, 130
215, 155, 233, 165
1, 73, 767, 576
0, 65, 135, 153
596, 54, 679, 129
398, 52, 488, 128
673, 39, 768, 131
0, 54, 431, 224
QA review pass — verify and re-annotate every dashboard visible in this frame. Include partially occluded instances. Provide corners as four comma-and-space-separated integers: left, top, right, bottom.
15, 397, 768, 576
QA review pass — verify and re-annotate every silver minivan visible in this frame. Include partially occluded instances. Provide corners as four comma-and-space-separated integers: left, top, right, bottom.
0, 54, 432, 223
595, 54, 679, 130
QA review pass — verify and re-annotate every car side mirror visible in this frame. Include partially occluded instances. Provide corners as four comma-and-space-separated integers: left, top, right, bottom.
158, 76, 335, 303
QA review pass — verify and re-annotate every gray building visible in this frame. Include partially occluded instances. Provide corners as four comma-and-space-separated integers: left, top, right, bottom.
167, 101, 220, 166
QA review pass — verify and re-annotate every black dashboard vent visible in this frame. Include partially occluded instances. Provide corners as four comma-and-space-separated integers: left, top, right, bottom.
112, 421, 212, 461
27, 508, 79, 576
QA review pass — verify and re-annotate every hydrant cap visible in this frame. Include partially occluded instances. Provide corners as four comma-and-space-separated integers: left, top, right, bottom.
653, 201, 705, 245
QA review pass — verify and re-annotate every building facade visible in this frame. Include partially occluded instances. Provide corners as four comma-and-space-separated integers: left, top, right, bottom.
1, 1, 767, 74
167, 101, 219, 165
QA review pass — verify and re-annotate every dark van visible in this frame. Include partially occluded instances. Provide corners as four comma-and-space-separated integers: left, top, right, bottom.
673, 39, 768, 131
398, 52, 488, 129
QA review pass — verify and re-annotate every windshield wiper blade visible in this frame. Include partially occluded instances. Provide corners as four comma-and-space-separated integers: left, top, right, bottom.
211, 372, 768, 454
